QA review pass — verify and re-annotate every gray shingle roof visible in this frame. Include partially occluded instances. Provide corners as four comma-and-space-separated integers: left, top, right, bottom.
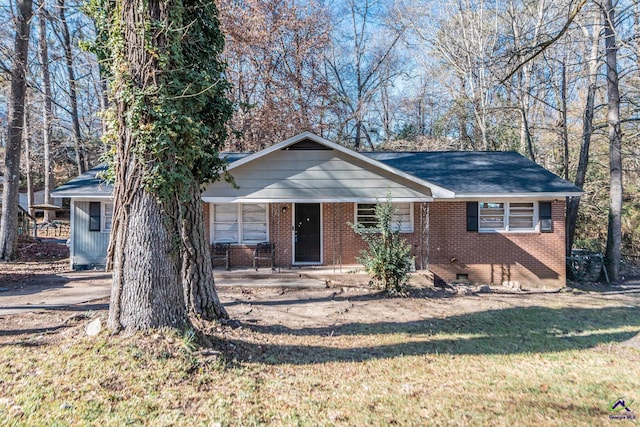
50, 164, 112, 198
364, 151, 582, 195
52, 150, 582, 198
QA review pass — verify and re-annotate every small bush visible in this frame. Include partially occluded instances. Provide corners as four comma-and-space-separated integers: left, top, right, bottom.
350, 197, 413, 295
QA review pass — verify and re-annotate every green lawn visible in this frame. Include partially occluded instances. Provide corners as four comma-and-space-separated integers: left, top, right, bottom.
1, 293, 639, 426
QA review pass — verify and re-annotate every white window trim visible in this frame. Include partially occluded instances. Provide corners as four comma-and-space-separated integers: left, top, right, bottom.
210, 203, 269, 244
354, 202, 414, 233
479, 201, 539, 233
101, 202, 113, 233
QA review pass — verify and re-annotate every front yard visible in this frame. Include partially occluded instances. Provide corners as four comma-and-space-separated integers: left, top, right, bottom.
1, 275, 640, 425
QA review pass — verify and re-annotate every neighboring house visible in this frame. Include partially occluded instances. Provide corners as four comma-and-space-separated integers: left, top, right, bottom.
52, 132, 582, 287
18, 191, 63, 213
0, 180, 62, 214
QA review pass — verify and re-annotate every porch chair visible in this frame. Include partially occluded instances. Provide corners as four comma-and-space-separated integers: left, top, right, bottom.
253, 242, 276, 271
211, 243, 231, 271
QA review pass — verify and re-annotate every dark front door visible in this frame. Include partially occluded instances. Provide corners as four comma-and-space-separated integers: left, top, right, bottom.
294, 203, 321, 263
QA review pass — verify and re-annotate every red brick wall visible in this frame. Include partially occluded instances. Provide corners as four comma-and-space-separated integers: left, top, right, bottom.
203, 201, 567, 286
271, 203, 293, 267
427, 200, 566, 288
321, 202, 424, 267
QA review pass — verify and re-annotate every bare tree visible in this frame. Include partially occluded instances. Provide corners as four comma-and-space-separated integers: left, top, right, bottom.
0, 0, 33, 261
323, 0, 405, 150
54, 0, 85, 174
419, 0, 502, 150
566, 12, 601, 258
504, 0, 556, 162
602, 0, 623, 281
38, 0, 55, 221
219, 0, 331, 150
23, 93, 34, 217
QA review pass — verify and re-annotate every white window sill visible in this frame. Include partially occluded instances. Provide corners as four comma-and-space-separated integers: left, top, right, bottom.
479, 229, 540, 234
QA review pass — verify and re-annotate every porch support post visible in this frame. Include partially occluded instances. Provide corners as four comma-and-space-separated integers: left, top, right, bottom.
420, 202, 430, 271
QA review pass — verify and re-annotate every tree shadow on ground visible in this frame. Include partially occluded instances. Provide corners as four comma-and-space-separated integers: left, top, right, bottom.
0, 302, 108, 345
0, 273, 111, 297
0, 325, 69, 342
0, 273, 68, 295
212, 305, 640, 365
223, 286, 457, 308
566, 279, 640, 296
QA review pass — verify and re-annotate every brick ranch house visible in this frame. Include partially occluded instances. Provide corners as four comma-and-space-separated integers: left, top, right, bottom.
52, 132, 582, 287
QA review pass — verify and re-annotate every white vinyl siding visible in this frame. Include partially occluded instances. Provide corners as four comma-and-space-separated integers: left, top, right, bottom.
202, 149, 432, 202
212, 203, 267, 244
479, 202, 537, 232
73, 201, 111, 267
355, 202, 413, 233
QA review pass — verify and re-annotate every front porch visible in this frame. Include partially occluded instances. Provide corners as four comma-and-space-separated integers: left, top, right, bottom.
205, 201, 432, 272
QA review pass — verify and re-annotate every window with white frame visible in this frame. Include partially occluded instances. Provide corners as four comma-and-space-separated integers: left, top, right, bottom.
89, 201, 113, 232
355, 202, 413, 232
212, 203, 267, 243
478, 202, 536, 232
102, 202, 113, 232
508, 202, 535, 230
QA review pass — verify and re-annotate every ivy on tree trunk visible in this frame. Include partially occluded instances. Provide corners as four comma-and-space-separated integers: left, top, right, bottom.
96, 0, 233, 331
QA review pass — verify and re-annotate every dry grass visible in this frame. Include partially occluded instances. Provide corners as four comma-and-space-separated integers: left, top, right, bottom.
1, 289, 640, 426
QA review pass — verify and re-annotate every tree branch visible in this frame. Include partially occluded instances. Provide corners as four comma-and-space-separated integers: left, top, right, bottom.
499, 0, 588, 85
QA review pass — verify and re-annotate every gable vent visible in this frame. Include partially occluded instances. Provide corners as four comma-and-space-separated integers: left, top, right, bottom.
283, 139, 332, 150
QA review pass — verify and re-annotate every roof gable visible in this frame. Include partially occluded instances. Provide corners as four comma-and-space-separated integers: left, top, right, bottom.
284, 138, 333, 150
226, 132, 454, 198
202, 146, 434, 202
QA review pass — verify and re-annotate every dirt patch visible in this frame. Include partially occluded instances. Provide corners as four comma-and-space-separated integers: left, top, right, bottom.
0, 260, 70, 291
3, 282, 640, 348
17, 236, 69, 260
1, 238, 68, 290
0, 238, 69, 293
2, 241, 640, 347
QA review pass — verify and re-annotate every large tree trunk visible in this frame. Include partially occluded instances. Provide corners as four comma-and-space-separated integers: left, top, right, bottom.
38, 3, 55, 222
518, 102, 535, 162
56, 0, 85, 175
108, 182, 187, 330
602, 0, 623, 282
566, 16, 601, 258
560, 61, 569, 180
102, 0, 231, 331
106, 0, 189, 331
0, 0, 33, 261
181, 185, 228, 321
